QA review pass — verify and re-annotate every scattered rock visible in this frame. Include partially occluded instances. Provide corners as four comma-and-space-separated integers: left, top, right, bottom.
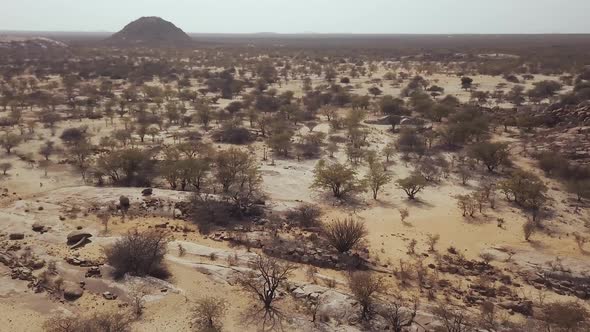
102, 291, 117, 300
63, 282, 84, 301
30, 259, 45, 270
66, 230, 92, 244
85, 267, 102, 278
498, 300, 533, 317
173, 208, 183, 218
9, 233, 24, 240
32, 222, 47, 233
11, 267, 33, 280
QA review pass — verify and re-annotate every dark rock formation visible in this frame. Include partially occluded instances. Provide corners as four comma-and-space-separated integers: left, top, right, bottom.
105, 17, 193, 47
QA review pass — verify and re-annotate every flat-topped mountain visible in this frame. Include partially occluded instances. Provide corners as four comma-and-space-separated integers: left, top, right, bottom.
105, 16, 193, 47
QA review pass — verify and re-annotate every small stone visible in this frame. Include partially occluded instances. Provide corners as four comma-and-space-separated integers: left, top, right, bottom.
102, 291, 117, 300
9, 233, 24, 240
32, 222, 45, 233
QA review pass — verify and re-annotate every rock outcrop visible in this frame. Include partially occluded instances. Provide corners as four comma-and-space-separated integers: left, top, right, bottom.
105, 17, 193, 47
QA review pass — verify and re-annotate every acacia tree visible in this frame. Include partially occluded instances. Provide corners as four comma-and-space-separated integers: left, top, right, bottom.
397, 172, 428, 200
468, 141, 510, 173
0, 162, 13, 175
39, 140, 56, 160
499, 170, 547, 221
214, 148, 257, 193
0, 131, 22, 154
567, 180, 590, 202
311, 160, 364, 198
96, 148, 155, 186
365, 159, 392, 200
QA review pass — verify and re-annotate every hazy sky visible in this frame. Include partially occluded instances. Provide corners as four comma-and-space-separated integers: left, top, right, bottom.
2, 0, 590, 34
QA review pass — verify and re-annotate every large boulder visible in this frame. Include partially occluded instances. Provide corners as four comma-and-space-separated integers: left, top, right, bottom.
63, 281, 84, 301
66, 230, 92, 244
142, 188, 153, 196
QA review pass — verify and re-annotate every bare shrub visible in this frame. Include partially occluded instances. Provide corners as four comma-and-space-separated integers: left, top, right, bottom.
394, 259, 413, 287
44, 311, 132, 332
178, 243, 186, 257
427, 233, 440, 252
399, 208, 410, 224
573, 232, 588, 252
305, 265, 319, 283
478, 301, 508, 332
456, 194, 476, 217
523, 220, 536, 241
43, 314, 79, 332
323, 217, 367, 253
479, 253, 496, 266
129, 286, 147, 317
432, 304, 473, 332
406, 239, 418, 255
348, 271, 385, 320
380, 296, 419, 332
227, 253, 239, 266
192, 297, 227, 332
105, 228, 169, 279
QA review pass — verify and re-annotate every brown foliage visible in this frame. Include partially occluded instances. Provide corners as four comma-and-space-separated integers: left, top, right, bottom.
105, 228, 169, 279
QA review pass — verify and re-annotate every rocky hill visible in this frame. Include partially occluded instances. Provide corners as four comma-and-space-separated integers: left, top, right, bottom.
541, 101, 590, 127
105, 17, 193, 47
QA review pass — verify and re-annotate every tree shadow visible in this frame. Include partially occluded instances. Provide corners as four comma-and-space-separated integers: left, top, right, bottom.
0, 173, 12, 181
240, 304, 289, 332
317, 192, 368, 214
527, 239, 550, 250
401, 220, 414, 228
373, 199, 397, 209
460, 214, 495, 226
404, 198, 435, 210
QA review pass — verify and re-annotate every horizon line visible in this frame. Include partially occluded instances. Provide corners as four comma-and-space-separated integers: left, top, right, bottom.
2, 30, 590, 36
